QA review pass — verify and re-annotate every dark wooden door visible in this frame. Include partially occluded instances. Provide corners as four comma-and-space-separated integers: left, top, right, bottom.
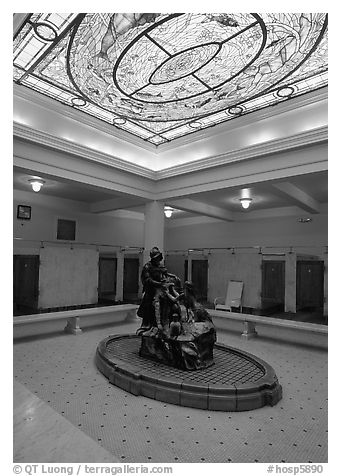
185, 259, 208, 302
123, 258, 139, 301
98, 257, 117, 302
296, 261, 324, 311
261, 260, 285, 312
13, 255, 40, 313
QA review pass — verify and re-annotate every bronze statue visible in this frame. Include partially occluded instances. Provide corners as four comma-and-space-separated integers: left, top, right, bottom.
137, 247, 183, 334
137, 247, 216, 370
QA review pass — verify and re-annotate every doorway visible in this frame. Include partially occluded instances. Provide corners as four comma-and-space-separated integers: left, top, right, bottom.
296, 260, 324, 312
123, 257, 139, 302
13, 255, 40, 315
98, 257, 117, 303
185, 259, 208, 302
261, 260, 285, 313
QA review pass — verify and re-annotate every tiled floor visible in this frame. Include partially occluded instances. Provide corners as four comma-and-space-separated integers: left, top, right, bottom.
13, 380, 118, 463
13, 321, 328, 463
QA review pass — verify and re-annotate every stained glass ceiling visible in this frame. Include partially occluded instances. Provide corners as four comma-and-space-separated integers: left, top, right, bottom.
13, 13, 328, 146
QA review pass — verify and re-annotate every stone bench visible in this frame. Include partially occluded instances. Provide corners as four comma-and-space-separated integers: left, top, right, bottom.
13, 304, 138, 339
208, 309, 328, 340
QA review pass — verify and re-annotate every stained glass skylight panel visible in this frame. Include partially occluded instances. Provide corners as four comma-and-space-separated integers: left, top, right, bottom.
13, 13, 328, 146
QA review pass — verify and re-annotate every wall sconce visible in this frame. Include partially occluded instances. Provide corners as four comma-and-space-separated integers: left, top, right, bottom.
164, 206, 173, 218
29, 179, 45, 192
239, 197, 253, 209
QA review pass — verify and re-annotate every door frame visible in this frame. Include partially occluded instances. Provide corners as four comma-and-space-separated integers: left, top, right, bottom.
98, 256, 117, 302
13, 254, 40, 313
123, 256, 140, 301
261, 259, 285, 312
296, 260, 324, 311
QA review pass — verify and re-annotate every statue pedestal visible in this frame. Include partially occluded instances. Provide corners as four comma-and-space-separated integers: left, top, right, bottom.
139, 321, 216, 370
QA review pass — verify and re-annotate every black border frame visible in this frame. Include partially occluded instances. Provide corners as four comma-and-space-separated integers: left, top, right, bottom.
17, 205, 32, 220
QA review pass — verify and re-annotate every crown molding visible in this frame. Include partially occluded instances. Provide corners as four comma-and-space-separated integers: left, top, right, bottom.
14, 82, 327, 156
13, 121, 157, 180
13, 120, 328, 183
157, 125, 328, 179
156, 87, 328, 153
13, 83, 157, 153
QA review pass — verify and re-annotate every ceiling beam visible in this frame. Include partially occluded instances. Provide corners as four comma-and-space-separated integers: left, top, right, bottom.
167, 198, 234, 222
90, 197, 148, 213
272, 182, 320, 214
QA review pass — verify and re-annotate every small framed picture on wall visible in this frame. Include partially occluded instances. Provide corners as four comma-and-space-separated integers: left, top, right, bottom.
17, 205, 31, 220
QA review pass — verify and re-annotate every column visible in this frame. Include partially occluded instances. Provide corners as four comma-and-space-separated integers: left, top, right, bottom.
285, 252, 296, 313
138, 251, 144, 299
187, 253, 193, 282
115, 250, 124, 302
143, 201, 165, 264
323, 252, 328, 317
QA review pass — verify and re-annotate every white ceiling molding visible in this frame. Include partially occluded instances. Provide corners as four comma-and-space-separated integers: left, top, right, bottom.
233, 205, 320, 221
14, 83, 327, 156
14, 84, 157, 153
157, 88, 328, 153
102, 210, 145, 221
155, 142, 328, 200
14, 121, 327, 182
271, 182, 321, 214
166, 198, 234, 222
13, 122, 156, 180
13, 147, 155, 201
157, 126, 328, 178
15, 86, 328, 160
90, 197, 150, 214
165, 216, 222, 228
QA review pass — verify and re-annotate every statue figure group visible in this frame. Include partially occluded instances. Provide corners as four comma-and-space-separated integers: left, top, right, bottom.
137, 247, 216, 370
137, 247, 185, 337
136, 246, 215, 352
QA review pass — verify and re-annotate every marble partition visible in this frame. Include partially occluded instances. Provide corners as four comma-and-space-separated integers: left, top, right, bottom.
208, 252, 262, 309
285, 253, 297, 313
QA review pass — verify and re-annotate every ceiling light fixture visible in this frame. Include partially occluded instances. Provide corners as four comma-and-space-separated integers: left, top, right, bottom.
240, 197, 253, 209
164, 206, 173, 218
29, 179, 45, 192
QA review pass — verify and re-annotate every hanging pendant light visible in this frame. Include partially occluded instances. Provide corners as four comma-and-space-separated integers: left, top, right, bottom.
29, 179, 45, 192
239, 197, 253, 209
164, 206, 173, 218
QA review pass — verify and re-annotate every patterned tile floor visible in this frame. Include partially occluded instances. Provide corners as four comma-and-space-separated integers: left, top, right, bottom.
13, 322, 328, 463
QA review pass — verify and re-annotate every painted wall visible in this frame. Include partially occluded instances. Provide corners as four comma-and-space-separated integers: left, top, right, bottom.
13, 190, 144, 249
165, 213, 328, 250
